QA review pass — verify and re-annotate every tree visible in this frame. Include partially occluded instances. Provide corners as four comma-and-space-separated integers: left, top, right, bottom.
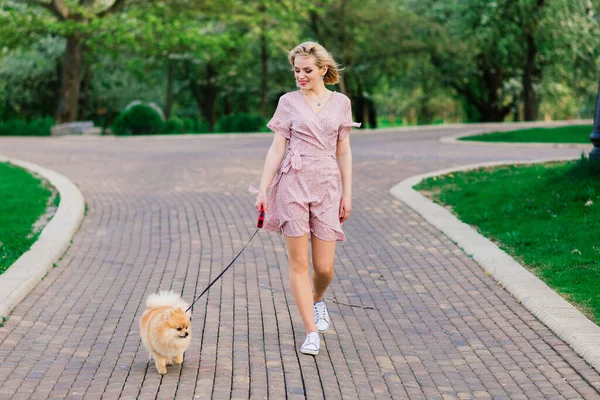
408, 0, 526, 122
408, 0, 600, 122
0, 37, 64, 119
307, 0, 421, 127
13, 0, 130, 123
538, 0, 600, 118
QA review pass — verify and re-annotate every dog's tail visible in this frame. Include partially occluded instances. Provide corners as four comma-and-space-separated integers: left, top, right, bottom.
146, 291, 190, 315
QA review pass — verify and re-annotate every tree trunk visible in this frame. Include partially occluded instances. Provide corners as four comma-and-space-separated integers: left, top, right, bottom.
479, 104, 511, 122
79, 60, 91, 120
56, 34, 83, 123
188, 63, 218, 132
523, 33, 537, 121
41, 59, 62, 118
189, 79, 204, 128
203, 63, 218, 132
458, 61, 511, 122
165, 60, 175, 120
367, 97, 376, 129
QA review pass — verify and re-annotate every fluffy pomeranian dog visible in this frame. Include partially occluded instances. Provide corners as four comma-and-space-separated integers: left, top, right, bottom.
140, 291, 192, 374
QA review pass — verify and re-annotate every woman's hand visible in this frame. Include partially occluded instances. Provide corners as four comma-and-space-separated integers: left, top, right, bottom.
339, 196, 351, 223
255, 191, 268, 213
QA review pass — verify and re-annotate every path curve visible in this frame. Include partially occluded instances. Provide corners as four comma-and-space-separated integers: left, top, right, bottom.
0, 123, 598, 400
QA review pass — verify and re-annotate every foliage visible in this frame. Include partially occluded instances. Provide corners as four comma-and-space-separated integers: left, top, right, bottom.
0, 0, 599, 126
406, 0, 600, 121
0, 36, 64, 119
415, 158, 600, 323
217, 113, 266, 133
305, 0, 420, 127
0, 162, 53, 275
0, 117, 54, 136
569, 153, 600, 178
460, 125, 594, 144
111, 104, 163, 135
162, 116, 185, 134
85, 55, 165, 121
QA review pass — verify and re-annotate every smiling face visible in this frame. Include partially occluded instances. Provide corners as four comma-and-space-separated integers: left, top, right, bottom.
294, 55, 327, 91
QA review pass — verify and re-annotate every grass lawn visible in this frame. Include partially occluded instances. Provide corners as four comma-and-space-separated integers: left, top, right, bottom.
459, 124, 593, 143
414, 156, 600, 325
0, 162, 54, 275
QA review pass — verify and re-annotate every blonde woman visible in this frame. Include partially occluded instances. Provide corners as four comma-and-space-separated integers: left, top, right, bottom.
251, 42, 360, 355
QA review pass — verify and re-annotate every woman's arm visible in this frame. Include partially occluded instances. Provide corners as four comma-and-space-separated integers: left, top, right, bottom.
255, 133, 288, 212
336, 136, 352, 222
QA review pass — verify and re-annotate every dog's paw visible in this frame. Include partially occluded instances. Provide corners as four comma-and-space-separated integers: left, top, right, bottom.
154, 357, 168, 374
156, 365, 167, 375
173, 354, 184, 365
166, 359, 173, 366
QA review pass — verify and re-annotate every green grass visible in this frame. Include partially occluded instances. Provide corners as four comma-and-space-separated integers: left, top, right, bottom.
0, 162, 54, 275
377, 117, 447, 129
378, 118, 403, 128
460, 125, 593, 143
414, 156, 600, 324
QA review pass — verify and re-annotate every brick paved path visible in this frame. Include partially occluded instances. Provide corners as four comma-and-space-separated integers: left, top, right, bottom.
0, 126, 599, 399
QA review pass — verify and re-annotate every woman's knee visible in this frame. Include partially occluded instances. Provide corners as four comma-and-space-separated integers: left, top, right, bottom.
313, 260, 334, 276
288, 254, 310, 274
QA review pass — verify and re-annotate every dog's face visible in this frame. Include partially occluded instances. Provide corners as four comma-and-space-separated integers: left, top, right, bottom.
163, 308, 191, 340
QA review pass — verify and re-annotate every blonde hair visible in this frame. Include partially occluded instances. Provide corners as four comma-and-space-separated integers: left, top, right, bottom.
288, 42, 341, 85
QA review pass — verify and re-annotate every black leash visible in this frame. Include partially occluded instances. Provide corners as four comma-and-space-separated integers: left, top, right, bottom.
186, 207, 264, 313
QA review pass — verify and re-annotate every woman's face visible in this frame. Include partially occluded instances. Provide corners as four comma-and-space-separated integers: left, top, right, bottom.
294, 56, 326, 90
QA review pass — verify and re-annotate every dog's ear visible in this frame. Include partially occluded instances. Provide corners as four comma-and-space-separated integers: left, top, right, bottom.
163, 309, 171, 320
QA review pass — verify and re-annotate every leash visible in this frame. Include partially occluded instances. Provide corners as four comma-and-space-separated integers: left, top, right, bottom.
186, 206, 265, 313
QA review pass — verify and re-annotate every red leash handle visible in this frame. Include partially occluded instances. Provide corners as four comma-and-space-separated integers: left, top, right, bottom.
257, 206, 265, 228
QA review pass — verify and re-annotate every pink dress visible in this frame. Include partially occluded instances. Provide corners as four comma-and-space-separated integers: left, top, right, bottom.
252, 91, 360, 241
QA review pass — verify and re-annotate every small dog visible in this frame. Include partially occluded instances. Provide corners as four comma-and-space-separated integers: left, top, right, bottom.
140, 291, 192, 374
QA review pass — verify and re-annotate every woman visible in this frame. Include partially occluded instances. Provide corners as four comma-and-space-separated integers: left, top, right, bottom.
252, 42, 360, 355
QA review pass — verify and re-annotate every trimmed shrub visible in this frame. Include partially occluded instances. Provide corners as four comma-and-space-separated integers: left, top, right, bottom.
162, 117, 185, 134
178, 117, 212, 134
112, 104, 163, 135
182, 117, 196, 133
217, 113, 265, 133
0, 117, 53, 136
195, 119, 211, 133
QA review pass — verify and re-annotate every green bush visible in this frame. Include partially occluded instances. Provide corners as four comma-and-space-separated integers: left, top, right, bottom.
162, 117, 185, 134
182, 117, 196, 132
160, 116, 213, 134
111, 104, 163, 135
181, 117, 211, 133
0, 117, 53, 136
195, 119, 211, 133
217, 113, 265, 133
0, 119, 25, 136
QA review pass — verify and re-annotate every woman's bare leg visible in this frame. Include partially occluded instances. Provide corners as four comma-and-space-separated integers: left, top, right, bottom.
311, 236, 336, 303
285, 234, 318, 334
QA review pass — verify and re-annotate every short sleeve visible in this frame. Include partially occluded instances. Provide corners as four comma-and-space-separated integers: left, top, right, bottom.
267, 95, 292, 139
338, 97, 361, 141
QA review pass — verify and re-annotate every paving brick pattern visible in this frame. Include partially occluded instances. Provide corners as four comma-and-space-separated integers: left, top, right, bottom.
0, 126, 598, 399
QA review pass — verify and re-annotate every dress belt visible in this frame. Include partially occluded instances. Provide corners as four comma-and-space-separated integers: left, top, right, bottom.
249, 148, 334, 194
281, 148, 334, 173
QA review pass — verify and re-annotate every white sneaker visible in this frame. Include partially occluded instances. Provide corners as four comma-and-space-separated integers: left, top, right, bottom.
300, 332, 320, 355
314, 300, 329, 333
